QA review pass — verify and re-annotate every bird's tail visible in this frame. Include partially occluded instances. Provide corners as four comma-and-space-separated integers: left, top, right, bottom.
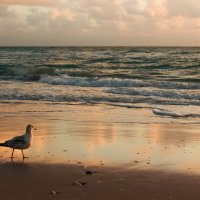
0, 143, 6, 147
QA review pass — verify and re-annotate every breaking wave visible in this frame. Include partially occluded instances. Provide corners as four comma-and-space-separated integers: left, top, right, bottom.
39, 75, 200, 90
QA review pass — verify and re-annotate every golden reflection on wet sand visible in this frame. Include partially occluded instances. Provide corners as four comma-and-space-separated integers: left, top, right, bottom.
0, 101, 200, 173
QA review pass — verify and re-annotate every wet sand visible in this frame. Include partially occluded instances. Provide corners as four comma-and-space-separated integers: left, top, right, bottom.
1, 162, 200, 200
0, 101, 200, 199
0, 101, 200, 172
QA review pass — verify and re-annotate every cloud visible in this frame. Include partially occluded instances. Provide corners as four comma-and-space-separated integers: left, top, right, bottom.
145, 0, 168, 18
0, 0, 58, 7
1, 0, 200, 45
0, 5, 16, 18
166, 0, 200, 18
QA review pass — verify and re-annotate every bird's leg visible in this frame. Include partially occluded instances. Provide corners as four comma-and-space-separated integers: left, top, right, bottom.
22, 150, 28, 159
22, 150, 25, 159
10, 149, 14, 158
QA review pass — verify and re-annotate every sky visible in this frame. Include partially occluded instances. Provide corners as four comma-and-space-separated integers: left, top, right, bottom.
0, 0, 200, 46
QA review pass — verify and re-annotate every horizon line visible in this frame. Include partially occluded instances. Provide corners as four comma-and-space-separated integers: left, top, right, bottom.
1, 45, 200, 48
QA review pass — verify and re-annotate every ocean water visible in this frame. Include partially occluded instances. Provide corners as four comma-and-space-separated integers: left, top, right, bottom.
0, 46, 200, 117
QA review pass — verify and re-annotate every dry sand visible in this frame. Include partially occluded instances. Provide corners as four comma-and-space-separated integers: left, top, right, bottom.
1, 162, 200, 200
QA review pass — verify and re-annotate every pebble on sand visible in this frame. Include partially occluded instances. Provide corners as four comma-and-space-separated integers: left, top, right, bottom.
85, 170, 92, 175
50, 190, 57, 195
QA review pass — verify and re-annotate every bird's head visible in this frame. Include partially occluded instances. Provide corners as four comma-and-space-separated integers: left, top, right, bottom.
26, 124, 34, 132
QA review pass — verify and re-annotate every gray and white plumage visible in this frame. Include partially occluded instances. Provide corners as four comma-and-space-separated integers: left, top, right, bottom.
0, 124, 34, 158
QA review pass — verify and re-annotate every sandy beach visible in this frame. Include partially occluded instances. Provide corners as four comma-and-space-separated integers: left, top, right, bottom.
0, 101, 200, 199
1, 162, 200, 200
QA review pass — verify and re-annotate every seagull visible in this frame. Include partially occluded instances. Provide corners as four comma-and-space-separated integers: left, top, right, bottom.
0, 124, 34, 159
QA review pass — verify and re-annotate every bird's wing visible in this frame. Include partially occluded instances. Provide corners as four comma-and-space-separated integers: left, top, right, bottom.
5, 135, 26, 147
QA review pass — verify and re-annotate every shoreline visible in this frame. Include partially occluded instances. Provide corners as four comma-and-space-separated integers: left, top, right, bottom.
1, 162, 200, 200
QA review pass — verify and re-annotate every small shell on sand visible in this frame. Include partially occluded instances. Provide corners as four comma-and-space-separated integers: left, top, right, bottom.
71, 181, 87, 186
